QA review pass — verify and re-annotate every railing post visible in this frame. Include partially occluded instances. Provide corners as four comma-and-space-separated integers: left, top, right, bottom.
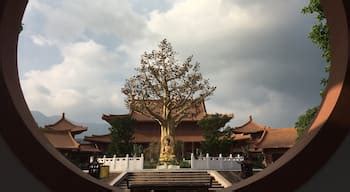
141, 153, 144, 170
229, 154, 233, 170
112, 154, 116, 171
191, 153, 194, 169
219, 153, 223, 170
206, 153, 210, 170
102, 155, 106, 164
126, 154, 129, 171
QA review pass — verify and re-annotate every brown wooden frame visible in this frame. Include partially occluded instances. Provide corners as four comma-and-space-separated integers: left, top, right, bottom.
0, 0, 349, 191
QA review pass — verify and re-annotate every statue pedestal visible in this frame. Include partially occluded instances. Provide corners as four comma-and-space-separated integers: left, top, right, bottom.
168, 165, 180, 169
156, 164, 180, 169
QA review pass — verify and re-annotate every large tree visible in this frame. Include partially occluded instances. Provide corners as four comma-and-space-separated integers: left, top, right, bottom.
302, 0, 330, 95
122, 39, 216, 164
107, 116, 135, 156
295, 107, 319, 140
296, 0, 330, 138
198, 113, 233, 156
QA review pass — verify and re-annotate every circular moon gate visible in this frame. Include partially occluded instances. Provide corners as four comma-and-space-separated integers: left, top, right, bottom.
0, 0, 349, 191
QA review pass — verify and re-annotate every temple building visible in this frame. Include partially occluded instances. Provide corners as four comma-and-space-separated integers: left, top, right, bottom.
84, 102, 297, 166
84, 100, 232, 157
253, 127, 297, 165
41, 113, 100, 156
231, 116, 297, 166
230, 115, 266, 153
83, 133, 111, 153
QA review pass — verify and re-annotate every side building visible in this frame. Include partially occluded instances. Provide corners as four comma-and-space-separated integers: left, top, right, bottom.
40, 113, 101, 167
231, 115, 297, 166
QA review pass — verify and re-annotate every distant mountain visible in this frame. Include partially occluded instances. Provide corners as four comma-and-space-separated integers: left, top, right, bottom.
31, 111, 61, 127
77, 122, 110, 139
30, 110, 110, 139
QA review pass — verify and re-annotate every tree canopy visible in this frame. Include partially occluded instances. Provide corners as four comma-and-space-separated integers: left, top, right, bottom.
198, 113, 233, 156
301, 0, 330, 95
295, 107, 319, 139
122, 39, 216, 127
296, 0, 330, 138
107, 116, 135, 156
122, 39, 216, 163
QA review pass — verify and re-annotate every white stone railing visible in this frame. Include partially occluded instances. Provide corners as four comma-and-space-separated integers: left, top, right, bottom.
96, 153, 243, 172
97, 154, 144, 173
190, 153, 244, 171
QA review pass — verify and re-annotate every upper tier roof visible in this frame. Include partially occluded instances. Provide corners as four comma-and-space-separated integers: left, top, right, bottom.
44, 113, 87, 134
232, 115, 266, 134
102, 100, 208, 123
84, 133, 205, 143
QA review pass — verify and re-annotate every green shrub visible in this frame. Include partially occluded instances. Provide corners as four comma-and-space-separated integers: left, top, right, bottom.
143, 160, 158, 169
179, 160, 191, 168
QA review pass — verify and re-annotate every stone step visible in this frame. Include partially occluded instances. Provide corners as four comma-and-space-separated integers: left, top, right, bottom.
128, 176, 213, 179
115, 171, 224, 190
129, 172, 208, 175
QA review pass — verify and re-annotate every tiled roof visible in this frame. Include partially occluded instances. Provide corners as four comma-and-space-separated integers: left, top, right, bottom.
84, 134, 111, 143
102, 100, 207, 123
79, 143, 101, 153
254, 128, 297, 149
84, 133, 204, 143
232, 115, 266, 134
44, 113, 87, 134
133, 132, 204, 143
41, 129, 79, 150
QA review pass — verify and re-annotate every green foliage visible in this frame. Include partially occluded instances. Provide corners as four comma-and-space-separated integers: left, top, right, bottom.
132, 144, 143, 157
295, 0, 330, 138
143, 161, 158, 169
198, 113, 233, 156
143, 141, 160, 163
295, 106, 319, 139
179, 160, 191, 168
107, 116, 135, 156
251, 153, 266, 169
174, 140, 185, 161
302, 0, 330, 96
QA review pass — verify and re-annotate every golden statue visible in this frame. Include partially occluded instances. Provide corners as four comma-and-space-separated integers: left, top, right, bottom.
159, 136, 175, 163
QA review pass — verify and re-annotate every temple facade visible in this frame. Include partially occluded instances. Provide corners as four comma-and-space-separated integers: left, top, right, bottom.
85, 100, 221, 158
41, 110, 297, 168
84, 101, 297, 166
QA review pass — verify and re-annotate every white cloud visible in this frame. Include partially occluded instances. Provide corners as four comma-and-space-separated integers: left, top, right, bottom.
21, 40, 127, 122
31, 35, 54, 46
147, 0, 269, 45
29, 0, 148, 46
19, 0, 323, 128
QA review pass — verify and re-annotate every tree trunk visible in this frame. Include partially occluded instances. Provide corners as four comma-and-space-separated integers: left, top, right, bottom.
159, 123, 176, 164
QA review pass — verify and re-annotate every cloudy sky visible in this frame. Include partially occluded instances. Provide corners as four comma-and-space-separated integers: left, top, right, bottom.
18, 0, 325, 130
